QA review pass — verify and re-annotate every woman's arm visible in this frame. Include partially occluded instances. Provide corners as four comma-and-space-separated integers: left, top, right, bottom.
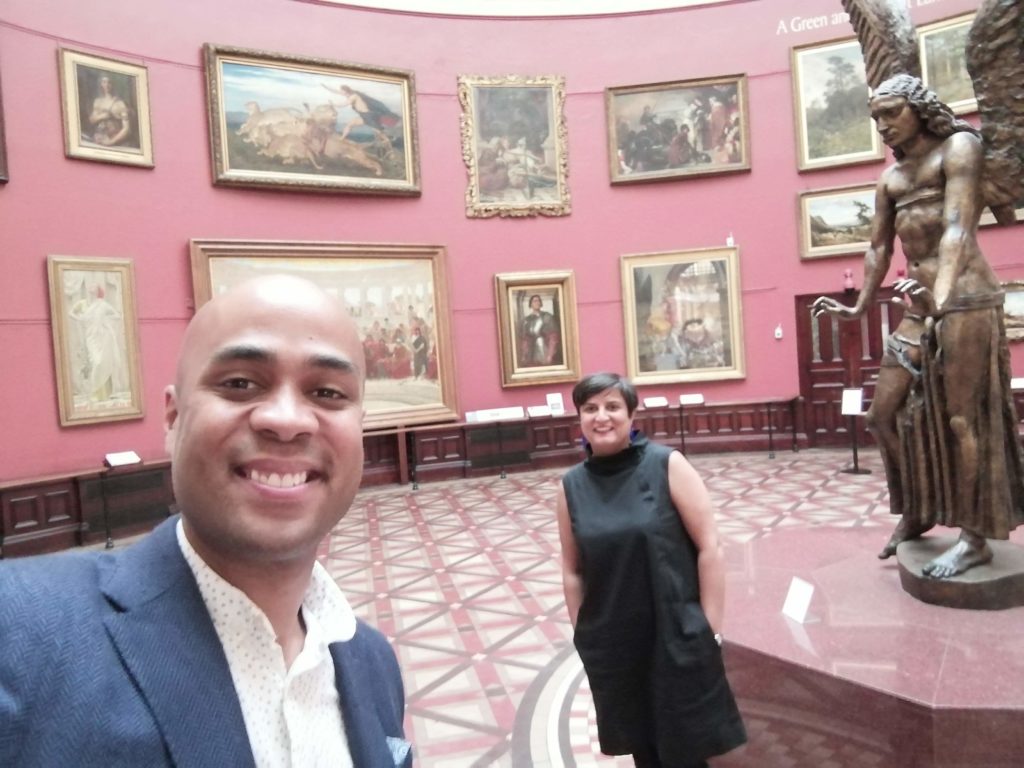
667, 451, 725, 633
555, 483, 584, 628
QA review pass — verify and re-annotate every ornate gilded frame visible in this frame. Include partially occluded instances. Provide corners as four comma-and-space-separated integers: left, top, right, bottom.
458, 74, 571, 218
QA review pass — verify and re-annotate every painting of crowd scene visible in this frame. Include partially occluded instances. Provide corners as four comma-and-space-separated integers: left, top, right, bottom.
621, 247, 745, 385
606, 74, 750, 184
799, 183, 875, 259
190, 240, 458, 428
459, 74, 570, 217
205, 45, 419, 195
791, 38, 883, 171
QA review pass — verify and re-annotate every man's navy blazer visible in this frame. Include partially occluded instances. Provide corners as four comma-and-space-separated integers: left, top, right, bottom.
0, 517, 412, 767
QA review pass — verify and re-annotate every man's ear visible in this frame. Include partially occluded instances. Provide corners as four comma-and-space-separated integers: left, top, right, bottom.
164, 385, 179, 455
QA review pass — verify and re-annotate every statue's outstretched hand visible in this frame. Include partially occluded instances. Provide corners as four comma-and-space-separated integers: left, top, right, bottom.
892, 278, 937, 315
811, 295, 857, 321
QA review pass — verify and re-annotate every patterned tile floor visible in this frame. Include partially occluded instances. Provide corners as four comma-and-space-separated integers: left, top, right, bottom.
323, 447, 900, 767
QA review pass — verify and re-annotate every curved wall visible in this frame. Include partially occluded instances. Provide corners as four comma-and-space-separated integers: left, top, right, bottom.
1, 0, 1017, 481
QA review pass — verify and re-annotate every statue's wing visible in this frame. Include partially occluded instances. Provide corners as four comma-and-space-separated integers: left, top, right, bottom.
966, 0, 1024, 224
840, 0, 920, 89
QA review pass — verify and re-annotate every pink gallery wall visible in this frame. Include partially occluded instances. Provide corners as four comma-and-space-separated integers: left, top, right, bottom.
1, 0, 1020, 482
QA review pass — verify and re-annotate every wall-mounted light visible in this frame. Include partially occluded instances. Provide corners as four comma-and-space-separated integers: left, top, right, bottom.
843, 269, 855, 294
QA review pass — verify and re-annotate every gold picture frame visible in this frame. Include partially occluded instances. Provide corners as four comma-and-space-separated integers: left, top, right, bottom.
605, 74, 750, 184
791, 37, 884, 172
798, 182, 876, 260
203, 44, 420, 195
458, 74, 571, 218
494, 270, 581, 388
1003, 280, 1024, 342
621, 246, 745, 385
189, 239, 457, 429
47, 256, 145, 426
58, 49, 154, 167
919, 12, 976, 116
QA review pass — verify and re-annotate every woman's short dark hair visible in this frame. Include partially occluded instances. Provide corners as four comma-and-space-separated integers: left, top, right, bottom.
572, 372, 638, 415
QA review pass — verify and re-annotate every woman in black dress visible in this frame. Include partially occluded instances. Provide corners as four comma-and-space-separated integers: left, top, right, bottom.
556, 372, 746, 767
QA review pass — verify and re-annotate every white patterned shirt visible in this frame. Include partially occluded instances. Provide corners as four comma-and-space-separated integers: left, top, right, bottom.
177, 520, 356, 768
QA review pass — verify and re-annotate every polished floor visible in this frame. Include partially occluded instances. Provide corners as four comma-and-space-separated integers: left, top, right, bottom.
324, 447, 1024, 767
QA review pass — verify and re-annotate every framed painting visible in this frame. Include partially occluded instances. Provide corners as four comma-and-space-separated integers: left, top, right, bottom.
1003, 281, 1024, 342
494, 270, 581, 388
458, 74, 570, 218
58, 49, 154, 167
189, 239, 456, 429
791, 37, 884, 171
46, 256, 144, 426
919, 13, 976, 115
798, 182, 875, 260
980, 197, 1024, 228
203, 44, 420, 195
606, 74, 750, 184
621, 246, 745, 385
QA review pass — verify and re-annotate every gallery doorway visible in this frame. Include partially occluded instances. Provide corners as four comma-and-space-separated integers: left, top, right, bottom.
794, 287, 904, 447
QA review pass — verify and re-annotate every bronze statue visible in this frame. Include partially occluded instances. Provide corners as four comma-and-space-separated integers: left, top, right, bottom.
812, 0, 1024, 579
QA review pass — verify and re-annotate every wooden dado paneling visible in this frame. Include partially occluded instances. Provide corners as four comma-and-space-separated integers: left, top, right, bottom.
1, 480, 78, 558
1, 399, 803, 558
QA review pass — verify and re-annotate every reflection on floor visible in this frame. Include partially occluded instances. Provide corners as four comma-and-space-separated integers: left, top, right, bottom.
324, 447, 1024, 767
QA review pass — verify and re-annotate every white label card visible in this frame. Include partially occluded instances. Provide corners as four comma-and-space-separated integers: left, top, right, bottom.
840, 388, 864, 416
781, 576, 815, 624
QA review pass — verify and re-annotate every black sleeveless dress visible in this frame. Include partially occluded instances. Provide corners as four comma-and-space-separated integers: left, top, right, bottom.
562, 435, 746, 763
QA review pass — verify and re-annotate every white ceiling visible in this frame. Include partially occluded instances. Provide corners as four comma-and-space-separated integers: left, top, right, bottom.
314, 0, 731, 17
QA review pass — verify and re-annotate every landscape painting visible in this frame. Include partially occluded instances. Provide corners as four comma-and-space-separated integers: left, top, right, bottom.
799, 183, 875, 259
791, 38, 884, 171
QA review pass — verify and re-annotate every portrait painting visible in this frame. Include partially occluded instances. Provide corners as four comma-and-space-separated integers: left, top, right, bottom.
1003, 281, 1024, 342
791, 37, 884, 171
458, 74, 570, 218
47, 256, 144, 426
204, 45, 420, 195
919, 13, 976, 115
494, 270, 580, 388
58, 49, 154, 167
189, 239, 456, 429
621, 247, 745, 385
799, 182, 875, 260
606, 74, 750, 184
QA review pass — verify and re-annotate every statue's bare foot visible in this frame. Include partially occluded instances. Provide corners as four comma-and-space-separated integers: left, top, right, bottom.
878, 518, 933, 559
922, 531, 993, 579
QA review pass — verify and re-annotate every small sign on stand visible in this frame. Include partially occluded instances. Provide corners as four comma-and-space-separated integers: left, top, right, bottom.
840, 388, 870, 475
546, 393, 565, 416
100, 450, 143, 549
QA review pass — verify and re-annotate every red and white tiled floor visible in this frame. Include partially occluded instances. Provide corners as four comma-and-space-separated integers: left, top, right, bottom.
324, 448, 1024, 767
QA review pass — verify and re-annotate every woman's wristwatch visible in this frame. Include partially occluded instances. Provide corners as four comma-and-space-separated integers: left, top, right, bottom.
713, 632, 723, 647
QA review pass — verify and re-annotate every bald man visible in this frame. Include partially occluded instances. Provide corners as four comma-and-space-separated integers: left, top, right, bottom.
0, 276, 412, 767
